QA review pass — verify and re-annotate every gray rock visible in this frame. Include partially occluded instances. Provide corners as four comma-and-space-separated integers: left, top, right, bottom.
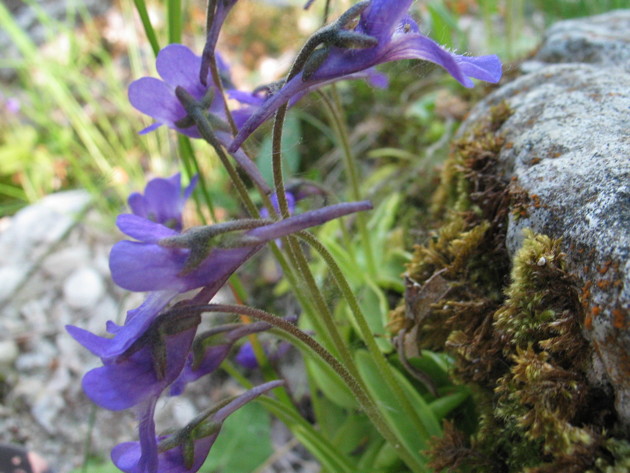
41, 246, 91, 279
530, 9, 630, 72
15, 339, 57, 373
0, 265, 24, 302
460, 13, 630, 427
32, 391, 66, 434
0, 190, 91, 263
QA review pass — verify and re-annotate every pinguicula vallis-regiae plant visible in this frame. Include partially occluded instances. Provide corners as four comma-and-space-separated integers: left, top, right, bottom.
67, 0, 502, 472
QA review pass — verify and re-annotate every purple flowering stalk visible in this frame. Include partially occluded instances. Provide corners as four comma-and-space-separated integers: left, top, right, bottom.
229, 0, 502, 151
68, 172, 372, 472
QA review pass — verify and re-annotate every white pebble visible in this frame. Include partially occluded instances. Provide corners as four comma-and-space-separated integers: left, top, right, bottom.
63, 267, 105, 309
0, 339, 19, 367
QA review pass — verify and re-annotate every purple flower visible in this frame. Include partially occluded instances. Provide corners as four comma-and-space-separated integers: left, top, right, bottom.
79, 310, 201, 473
79, 310, 200, 411
111, 381, 284, 473
229, 0, 502, 151
129, 44, 229, 137
127, 173, 196, 232
128, 44, 269, 191
169, 321, 271, 396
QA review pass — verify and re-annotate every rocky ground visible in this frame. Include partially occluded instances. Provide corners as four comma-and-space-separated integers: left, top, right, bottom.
0, 191, 142, 471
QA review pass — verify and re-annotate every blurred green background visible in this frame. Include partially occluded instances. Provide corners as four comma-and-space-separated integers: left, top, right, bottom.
0, 0, 625, 219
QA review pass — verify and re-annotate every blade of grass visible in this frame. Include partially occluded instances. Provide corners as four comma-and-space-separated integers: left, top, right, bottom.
133, 0, 160, 55
167, 0, 182, 44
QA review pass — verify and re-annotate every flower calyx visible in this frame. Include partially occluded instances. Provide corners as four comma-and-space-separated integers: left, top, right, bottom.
158, 219, 273, 275
121, 309, 201, 380
174, 87, 231, 133
292, 0, 377, 82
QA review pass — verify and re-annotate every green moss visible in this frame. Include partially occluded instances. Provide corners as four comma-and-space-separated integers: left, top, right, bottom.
397, 101, 624, 472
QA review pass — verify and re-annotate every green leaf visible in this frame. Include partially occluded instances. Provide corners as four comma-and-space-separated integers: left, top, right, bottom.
257, 397, 357, 473
201, 401, 273, 473
406, 351, 454, 388
331, 414, 379, 457
355, 350, 441, 458
350, 283, 393, 352
306, 357, 358, 409
427, 2, 461, 50
429, 387, 470, 420
133, 0, 160, 55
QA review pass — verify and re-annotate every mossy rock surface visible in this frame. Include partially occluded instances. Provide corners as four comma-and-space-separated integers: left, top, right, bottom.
461, 64, 630, 428
398, 11, 630, 472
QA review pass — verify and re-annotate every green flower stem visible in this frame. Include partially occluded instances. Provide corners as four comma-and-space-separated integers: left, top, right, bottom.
284, 235, 363, 382
296, 230, 431, 440
197, 303, 426, 473
317, 88, 377, 276
269, 89, 355, 361
271, 104, 291, 219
